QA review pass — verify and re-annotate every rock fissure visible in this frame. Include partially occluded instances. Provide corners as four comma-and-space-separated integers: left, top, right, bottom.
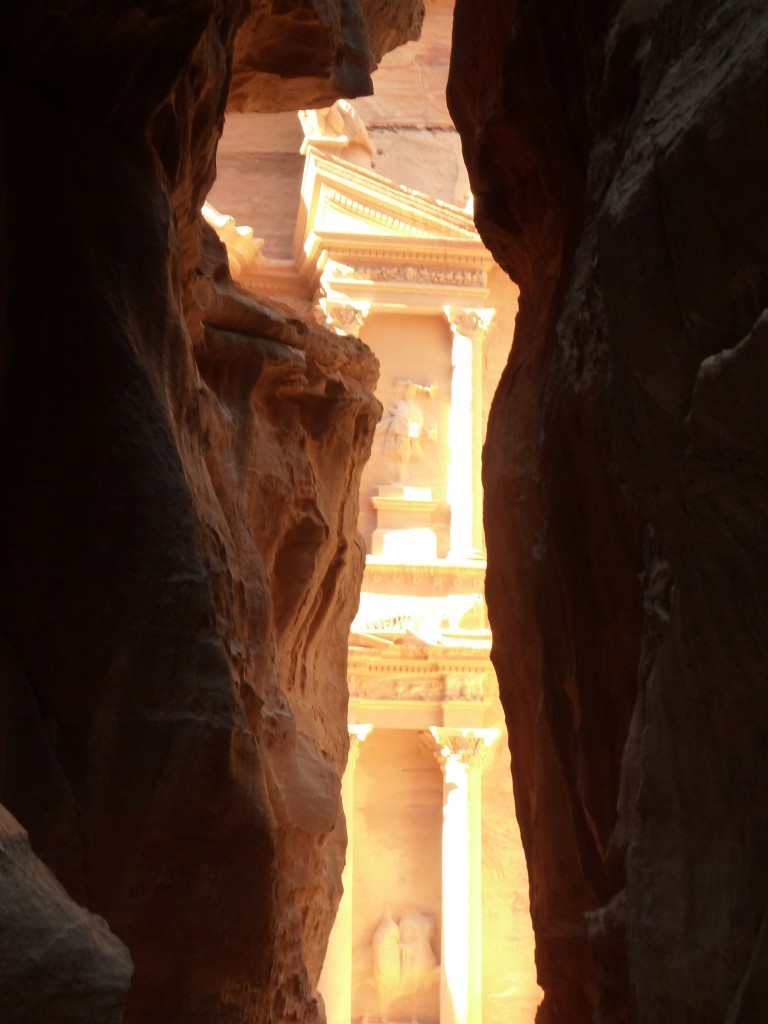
3, 0, 768, 1022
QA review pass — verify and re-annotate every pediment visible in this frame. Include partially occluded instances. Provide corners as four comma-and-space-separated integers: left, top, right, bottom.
297, 147, 480, 250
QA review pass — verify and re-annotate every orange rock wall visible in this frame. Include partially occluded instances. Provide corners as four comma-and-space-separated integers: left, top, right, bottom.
448, 1, 768, 1022
355, 0, 470, 206
0, 2, 422, 1022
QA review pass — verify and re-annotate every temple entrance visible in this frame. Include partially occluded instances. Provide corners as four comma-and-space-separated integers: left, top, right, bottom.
350, 730, 443, 1023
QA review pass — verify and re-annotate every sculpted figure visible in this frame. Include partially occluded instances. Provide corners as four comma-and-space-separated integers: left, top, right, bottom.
378, 380, 431, 483
371, 908, 439, 1023
399, 909, 438, 993
372, 909, 402, 1022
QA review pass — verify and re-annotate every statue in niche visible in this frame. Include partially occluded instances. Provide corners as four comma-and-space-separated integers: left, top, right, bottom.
373, 909, 402, 1021
378, 380, 437, 484
399, 909, 438, 997
371, 908, 439, 1023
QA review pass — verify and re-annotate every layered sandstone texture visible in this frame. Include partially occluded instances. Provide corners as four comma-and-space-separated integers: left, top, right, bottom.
0, 2, 422, 1022
448, 1, 768, 1022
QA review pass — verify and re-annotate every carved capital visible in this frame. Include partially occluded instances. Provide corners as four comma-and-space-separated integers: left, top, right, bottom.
445, 307, 493, 341
348, 723, 373, 768
322, 300, 370, 337
428, 727, 498, 770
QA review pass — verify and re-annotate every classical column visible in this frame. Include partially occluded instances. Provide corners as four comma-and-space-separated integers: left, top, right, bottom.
429, 727, 498, 1024
318, 724, 373, 1024
444, 309, 492, 559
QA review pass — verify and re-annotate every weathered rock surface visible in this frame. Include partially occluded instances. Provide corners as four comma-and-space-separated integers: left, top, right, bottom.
229, 0, 425, 111
448, 1, 768, 1022
0, 1, 423, 1021
0, 805, 132, 1024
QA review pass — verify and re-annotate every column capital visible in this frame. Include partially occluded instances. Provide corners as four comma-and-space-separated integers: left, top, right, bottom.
428, 727, 499, 770
347, 723, 373, 767
443, 307, 493, 341
322, 299, 371, 337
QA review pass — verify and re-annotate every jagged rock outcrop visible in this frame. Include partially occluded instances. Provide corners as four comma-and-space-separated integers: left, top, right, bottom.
0, 805, 133, 1024
229, 0, 424, 111
448, 1, 768, 1022
0, 2, 421, 1021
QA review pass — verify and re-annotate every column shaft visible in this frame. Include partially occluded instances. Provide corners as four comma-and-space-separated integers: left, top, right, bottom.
318, 726, 371, 1024
431, 728, 497, 1024
439, 752, 472, 1024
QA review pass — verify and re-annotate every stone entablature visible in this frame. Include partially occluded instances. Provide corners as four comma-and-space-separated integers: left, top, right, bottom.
349, 653, 488, 699
348, 646, 492, 731
361, 559, 486, 594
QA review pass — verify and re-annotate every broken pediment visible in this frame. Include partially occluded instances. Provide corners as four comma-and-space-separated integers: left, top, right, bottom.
295, 145, 493, 307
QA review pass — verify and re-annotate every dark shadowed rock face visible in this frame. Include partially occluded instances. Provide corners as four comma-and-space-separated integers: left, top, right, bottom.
448, 1, 768, 1022
0, 805, 133, 1024
229, 0, 425, 111
0, 2, 421, 1022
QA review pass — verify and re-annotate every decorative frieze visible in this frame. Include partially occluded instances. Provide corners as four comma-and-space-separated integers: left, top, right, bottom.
348, 671, 487, 703
336, 264, 485, 287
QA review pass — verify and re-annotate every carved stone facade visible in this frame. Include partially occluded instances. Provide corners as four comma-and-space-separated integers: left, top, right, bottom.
205, 7, 538, 1020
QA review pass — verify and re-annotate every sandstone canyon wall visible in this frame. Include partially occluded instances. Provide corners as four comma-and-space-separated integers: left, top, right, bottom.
448, 1, 768, 1022
0, 2, 422, 1021
0, 805, 133, 1024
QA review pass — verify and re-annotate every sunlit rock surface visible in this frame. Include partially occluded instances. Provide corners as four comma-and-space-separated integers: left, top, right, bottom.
448, 1, 768, 1022
0, 1, 424, 1021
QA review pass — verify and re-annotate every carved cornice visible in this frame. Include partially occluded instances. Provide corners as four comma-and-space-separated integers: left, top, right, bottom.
323, 189, 434, 238
305, 148, 480, 239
